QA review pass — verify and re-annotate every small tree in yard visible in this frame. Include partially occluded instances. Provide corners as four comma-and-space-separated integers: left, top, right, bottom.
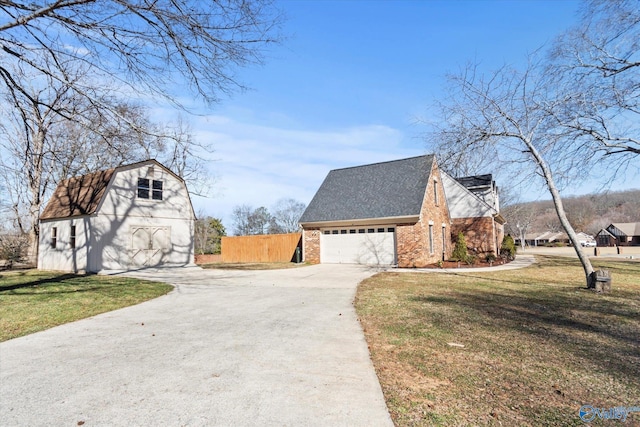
0, 233, 29, 269
500, 235, 517, 261
451, 232, 469, 263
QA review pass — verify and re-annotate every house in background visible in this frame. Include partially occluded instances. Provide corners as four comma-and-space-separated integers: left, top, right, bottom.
441, 172, 505, 256
299, 155, 504, 267
38, 160, 195, 273
596, 223, 640, 247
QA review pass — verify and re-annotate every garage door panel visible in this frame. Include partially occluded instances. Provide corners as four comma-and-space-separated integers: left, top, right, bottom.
321, 231, 396, 265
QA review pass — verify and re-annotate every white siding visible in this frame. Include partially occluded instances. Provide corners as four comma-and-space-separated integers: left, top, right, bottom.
38, 217, 90, 272
39, 161, 195, 273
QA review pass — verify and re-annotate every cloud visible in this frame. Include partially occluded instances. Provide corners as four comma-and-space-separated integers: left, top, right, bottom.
189, 113, 425, 230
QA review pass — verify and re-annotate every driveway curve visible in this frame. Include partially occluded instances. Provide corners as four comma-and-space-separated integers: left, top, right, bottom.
0, 264, 392, 427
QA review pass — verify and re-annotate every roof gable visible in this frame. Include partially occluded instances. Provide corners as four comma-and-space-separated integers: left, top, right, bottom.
39, 159, 190, 221
608, 222, 640, 236
40, 168, 115, 220
299, 155, 435, 224
441, 171, 496, 219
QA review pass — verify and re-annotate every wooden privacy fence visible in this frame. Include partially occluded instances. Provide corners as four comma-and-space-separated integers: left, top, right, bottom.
221, 233, 302, 263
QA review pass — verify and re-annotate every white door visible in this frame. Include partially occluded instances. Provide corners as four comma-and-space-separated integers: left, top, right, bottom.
320, 228, 396, 265
130, 226, 170, 266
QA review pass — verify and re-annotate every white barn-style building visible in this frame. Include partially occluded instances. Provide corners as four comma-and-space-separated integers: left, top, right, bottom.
38, 160, 195, 273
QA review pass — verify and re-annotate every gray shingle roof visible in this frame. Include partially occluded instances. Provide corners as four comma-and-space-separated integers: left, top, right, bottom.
299, 155, 434, 224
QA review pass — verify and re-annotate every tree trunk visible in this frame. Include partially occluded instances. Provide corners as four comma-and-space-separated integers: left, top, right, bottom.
526, 141, 595, 287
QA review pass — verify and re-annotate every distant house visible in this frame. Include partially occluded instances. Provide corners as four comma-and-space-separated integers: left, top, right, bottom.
38, 160, 195, 273
596, 223, 640, 247
441, 172, 505, 256
299, 155, 504, 267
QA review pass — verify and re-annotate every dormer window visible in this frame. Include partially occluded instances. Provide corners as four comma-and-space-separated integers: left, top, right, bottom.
138, 178, 163, 200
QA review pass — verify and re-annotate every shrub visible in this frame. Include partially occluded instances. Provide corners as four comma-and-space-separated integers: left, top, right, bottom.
0, 233, 29, 269
485, 253, 497, 265
451, 232, 469, 262
500, 235, 517, 260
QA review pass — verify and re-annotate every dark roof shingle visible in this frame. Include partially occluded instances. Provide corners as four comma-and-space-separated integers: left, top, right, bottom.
299, 155, 434, 224
40, 168, 115, 220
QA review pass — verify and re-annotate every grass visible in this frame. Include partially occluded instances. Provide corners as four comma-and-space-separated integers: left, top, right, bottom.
200, 262, 309, 270
355, 256, 640, 426
0, 270, 173, 342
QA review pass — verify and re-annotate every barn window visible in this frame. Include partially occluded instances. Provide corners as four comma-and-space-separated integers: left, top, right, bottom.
137, 178, 150, 198
152, 180, 163, 200
70, 225, 76, 249
51, 227, 57, 249
138, 178, 163, 200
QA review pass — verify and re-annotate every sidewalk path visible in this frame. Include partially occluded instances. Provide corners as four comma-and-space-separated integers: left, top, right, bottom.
391, 253, 536, 274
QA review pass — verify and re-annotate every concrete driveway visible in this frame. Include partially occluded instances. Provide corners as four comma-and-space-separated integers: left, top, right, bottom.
0, 264, 393, 427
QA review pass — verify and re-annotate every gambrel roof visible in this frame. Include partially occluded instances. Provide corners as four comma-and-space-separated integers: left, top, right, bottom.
299, 155, 435, 225
40, 159, 186, 221
40, 168, 115, 220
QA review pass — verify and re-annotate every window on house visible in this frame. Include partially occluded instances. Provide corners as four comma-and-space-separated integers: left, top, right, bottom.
368, 228, 375, 233
70, 225, 76, 249
332, 230, 339, 234
387, 227, 395, 233
323, 231, 330, 235
434, 180, 439, 206
358, 229, 365, 233
377, 228, 385, 233
340, 230, 347, 234
429, 224, 434, 254
138, 178, 163, 200
152, 180, 163, 200
442, 225, 446, 254
349, 229, 356, 234
137, 178, 150, 198
51, 227, 57, 249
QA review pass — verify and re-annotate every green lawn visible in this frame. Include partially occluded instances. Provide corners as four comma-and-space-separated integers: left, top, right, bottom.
355, 256, 640, 426
0, 270, 173, 342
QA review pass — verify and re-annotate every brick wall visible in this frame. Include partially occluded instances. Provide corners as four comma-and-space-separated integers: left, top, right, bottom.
451, 216, 500, 256
303, 229, 321, 264
396, 161, 452, 268
194, 254, 222, 264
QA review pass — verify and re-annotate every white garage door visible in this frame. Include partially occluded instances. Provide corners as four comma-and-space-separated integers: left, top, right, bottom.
320, 227, 396, 265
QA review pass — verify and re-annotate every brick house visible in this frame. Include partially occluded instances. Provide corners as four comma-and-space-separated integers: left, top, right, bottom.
299, 155, 447, 267
441, 172, 505, 257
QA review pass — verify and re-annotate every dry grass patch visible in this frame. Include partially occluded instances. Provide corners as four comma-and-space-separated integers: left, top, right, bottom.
355, 256, 640, 426
0, 270, 173, 341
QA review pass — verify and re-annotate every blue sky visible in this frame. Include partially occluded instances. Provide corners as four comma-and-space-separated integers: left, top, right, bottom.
185, 0, 592, 229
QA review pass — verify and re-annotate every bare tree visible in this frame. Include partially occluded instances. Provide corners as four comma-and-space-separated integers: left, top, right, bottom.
0, 67, 209, 262
194, 213, 226, 255
0, 1, 282, 113
549, 0, 640, 165
428, 60, 597, 287
503, 202, 539, 251
269, 198, 306, 234
232, 204, 254, 236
